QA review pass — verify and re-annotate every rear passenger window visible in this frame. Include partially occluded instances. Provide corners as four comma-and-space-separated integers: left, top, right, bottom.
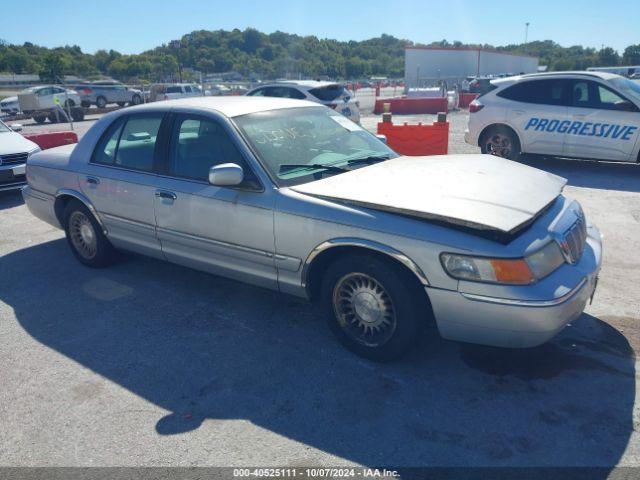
92, 118, 125, 165
115, 115, 163, 171
92, 114, 163, 171
497, 79, 569, 106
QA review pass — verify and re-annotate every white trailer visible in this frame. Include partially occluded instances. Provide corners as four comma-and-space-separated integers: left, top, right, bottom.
405, 47, 539, 88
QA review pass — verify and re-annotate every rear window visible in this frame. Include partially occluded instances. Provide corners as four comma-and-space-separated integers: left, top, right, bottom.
309, 85, 348, 101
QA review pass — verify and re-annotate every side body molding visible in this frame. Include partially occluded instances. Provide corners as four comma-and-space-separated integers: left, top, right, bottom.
55, 188, 107, 234
301, 237, 430, 289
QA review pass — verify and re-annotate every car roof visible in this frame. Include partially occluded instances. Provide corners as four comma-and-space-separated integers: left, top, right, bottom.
121, 96, 319, 117
491, 70, 623, 87
255, 80, 340, 89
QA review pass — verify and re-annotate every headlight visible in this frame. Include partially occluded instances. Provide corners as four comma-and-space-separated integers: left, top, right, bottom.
27, 147, 41, 159
441, 253, 535, 285
441, 241, 567, 285
525, 241, 565, 279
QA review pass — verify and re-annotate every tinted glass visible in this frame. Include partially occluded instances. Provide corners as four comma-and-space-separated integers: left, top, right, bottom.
92, 118, 126, 165
169, 115, 249, 182
309, 85, 347, 101
498, 79, 569, 106
166, 86, 182, 93
114, 114, 163, 171
247, 88, 266, 96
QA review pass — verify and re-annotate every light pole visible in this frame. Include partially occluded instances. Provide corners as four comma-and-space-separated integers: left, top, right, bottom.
524, 22, 530, 44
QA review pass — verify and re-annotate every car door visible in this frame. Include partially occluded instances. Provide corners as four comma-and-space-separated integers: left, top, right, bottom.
499, 79, 571, 155
80, 112, 165, 258
37, 87, 55, 109
564, 79, 640, 161
153, 111, 278, 289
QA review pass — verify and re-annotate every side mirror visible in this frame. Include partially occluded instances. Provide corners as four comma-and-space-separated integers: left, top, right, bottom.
209, 163, 244, 186
9, 124, 23, 132
376, 134, 387, 144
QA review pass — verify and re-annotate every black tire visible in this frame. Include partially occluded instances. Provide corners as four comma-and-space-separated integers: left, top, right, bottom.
48, 113, 58, 123
64, 99, 75, 108
320, 253, 425, 361
117, 102, 126, 107
81, 100, 91, 108
130, 94, 142, 106
71, 108, 84, 122
33, 115, 46, 124
96, 96, 107, 109
63, 200, 116, 268
480, 125, 521, 161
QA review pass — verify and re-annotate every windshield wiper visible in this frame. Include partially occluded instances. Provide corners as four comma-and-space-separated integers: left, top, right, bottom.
346, 155, 391, 166
279, 163, 350, 174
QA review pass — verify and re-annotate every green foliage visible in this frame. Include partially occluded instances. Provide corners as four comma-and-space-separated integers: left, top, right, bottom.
0, 30, 637, 82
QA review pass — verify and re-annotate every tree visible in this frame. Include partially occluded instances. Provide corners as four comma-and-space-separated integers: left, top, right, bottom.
623, 44, 640, 65
596, 47, 620, 67
39, 51, 70, 82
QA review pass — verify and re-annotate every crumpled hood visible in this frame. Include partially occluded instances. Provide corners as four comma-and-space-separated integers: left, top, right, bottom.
0, 131, 39, 157
291, 154, 567, 233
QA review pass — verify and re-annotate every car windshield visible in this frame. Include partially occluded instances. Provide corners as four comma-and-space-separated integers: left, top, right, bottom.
234, 106, 397, 187
0, 121, 9, 133
610, 77, 640, 103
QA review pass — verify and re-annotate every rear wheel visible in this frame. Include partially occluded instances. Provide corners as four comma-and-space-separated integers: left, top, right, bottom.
130, 94, 142, 105
96, 96, 107, 109
63, 200, 116, 268
480, 125, 521, 161
321, 254, 425, 361
33, 115, 46, 124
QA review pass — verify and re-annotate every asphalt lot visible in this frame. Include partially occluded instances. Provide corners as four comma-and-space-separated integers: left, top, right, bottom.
1, 106, 640, 472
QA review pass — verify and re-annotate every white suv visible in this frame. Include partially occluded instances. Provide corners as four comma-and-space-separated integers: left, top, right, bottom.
246, 81, 360, 123
465, 72, 640, 163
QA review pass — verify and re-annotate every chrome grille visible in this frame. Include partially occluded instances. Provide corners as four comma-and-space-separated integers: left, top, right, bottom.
560, 217, 587, 264
0, 152, 28, 166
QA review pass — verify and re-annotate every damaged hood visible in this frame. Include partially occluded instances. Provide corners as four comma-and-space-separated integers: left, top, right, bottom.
291, 154, 566, 233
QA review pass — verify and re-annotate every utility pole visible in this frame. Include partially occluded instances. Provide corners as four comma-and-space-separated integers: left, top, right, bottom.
524, 22, 530, 44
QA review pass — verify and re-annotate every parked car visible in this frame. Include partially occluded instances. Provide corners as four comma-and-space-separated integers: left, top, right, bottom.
466, 71, 640, 162
468, 77, 496, 95
0, 96, 20, 116
75, 81, 144, 108
0, 119, 40, 192
246, 81, 361, 123
149, 83, 205, 102
22, 97, 601, 361
18, 85, 81, 113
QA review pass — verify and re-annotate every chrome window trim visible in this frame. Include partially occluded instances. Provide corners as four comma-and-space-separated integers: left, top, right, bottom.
460, 277, 588, 307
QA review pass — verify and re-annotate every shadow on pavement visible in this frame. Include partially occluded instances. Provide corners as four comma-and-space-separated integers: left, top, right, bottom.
0, 190, 24, 210
0, 239, 635, 472
519, 155, 640, 193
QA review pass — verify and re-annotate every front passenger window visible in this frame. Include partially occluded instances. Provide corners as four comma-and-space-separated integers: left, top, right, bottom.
169, 115, 258, 187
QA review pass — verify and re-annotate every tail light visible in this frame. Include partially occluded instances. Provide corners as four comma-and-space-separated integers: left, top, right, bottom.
469, 101, 484, 113
81, 88, 92, 94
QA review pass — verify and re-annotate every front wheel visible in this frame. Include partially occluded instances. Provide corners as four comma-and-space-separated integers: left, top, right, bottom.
130, 94, 142, 105
96, 96, 107, 109
321, 254, 425, 361
480, 126, 521, 161
63, 200, 116, 268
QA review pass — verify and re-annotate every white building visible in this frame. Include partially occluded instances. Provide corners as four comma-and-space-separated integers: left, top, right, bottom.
405, 47, 539, 87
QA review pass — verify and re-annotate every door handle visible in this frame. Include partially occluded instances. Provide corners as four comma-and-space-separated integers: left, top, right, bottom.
86, 176, 100, 185
155, 190, 177, 200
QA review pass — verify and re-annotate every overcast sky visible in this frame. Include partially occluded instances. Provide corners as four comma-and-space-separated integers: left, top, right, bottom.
2, 0, 638, 54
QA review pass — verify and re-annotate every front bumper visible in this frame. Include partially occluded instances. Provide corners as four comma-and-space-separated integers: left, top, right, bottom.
427, 226, 603, 348
0, 163, 27, 192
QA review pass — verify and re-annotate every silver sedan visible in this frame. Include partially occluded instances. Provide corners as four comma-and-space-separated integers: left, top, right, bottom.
22, 97, 602, 361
